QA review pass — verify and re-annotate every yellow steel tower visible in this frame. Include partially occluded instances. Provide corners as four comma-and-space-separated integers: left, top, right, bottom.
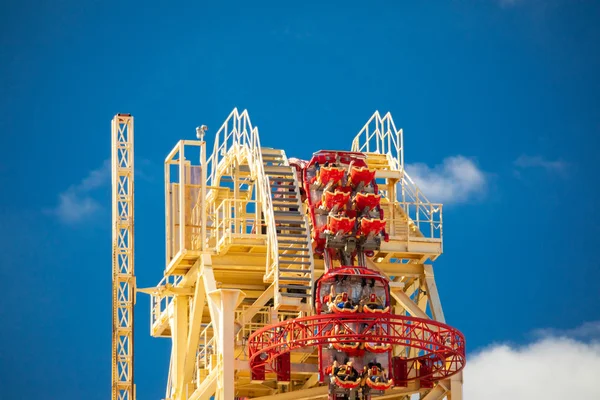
111, 114, 136, 400
113, 109, 465, 400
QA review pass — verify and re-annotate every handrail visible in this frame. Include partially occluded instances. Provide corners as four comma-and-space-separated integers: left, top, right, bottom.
206, 109, 251, 186
400, 171, 443, 244
234, 307, 302, 343
196, 323, 215, 370
212, 198, 262, 250
351, 111, 403, 169
150, 275, 184, 332
351, 111, 442, 243
204, 109, 279, 278
250, 134, 280, 280
193, 322, 220, 393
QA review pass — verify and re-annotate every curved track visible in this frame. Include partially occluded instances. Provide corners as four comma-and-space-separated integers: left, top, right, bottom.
249, 313, 466, 382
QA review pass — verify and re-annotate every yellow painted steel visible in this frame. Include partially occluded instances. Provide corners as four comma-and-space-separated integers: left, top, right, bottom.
111, 114, 136, 400
116, 109, 460, 400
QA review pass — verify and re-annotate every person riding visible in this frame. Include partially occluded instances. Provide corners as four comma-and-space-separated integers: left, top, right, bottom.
335, 360, 359, 382
362, 293, 384, 310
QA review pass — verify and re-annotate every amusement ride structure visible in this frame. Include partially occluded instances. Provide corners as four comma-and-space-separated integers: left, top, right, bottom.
111, 110, 466, 400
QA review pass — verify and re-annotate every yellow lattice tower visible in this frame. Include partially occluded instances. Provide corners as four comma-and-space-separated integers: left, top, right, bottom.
111, 114, 136, 400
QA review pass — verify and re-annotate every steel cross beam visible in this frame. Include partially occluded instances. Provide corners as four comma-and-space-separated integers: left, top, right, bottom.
111, 114, 135, 400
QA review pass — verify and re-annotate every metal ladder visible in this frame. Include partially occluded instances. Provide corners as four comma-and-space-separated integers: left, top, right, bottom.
261, 148, 314, 309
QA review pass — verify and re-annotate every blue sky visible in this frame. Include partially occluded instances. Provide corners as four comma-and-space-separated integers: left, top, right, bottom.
1, 0, 599, 399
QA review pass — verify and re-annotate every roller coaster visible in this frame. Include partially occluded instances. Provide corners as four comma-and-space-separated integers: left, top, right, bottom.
111, 109, 466, 400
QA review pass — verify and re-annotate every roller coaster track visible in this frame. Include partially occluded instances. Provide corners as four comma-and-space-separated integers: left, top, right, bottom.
248, 313, 466, 383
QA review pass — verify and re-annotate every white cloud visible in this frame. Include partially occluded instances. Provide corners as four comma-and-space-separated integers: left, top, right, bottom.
49, 160, 110, 224
79, 159, 111, 190
514, 155, 568, 175
533, 321, 600, 341
464, 322, 600, 399
405, 156, 487, 204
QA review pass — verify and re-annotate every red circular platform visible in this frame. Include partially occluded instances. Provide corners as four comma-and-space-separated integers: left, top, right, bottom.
248, 313, 466, 382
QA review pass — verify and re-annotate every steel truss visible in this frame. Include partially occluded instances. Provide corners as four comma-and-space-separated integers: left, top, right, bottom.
248, 313, 466, 382
111, 114, 135, 400
132, 109, 464, 400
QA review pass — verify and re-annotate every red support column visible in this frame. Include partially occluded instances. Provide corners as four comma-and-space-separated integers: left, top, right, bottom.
391, 356, 408, 387
251, 362, 265, 382
275, 352, 291, 382
418, 359, 434, 389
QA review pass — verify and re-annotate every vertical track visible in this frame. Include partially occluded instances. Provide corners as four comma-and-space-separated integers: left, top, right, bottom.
112, 114, 136, 400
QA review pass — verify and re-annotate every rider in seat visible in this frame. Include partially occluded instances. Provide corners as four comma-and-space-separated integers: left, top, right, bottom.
328, 285, 354, 310
332, 360, 360, 383
363, 326, 392, 352
368, 364, 385, 383
362, 293, 384, 311
363, 362, 394, 390
330, 325, 361, 351
327, 284, 359, 313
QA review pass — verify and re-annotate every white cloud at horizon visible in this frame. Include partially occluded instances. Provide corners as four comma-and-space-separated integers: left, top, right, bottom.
532, 321, 600, 341
405, 156, 487, 204
414, 321, 600, 399
463, 334, 600, 399
514, 154, 568, 176
48, 160, 110, 224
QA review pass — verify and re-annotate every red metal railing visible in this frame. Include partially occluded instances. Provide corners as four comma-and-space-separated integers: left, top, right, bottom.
248, 313, 466, 382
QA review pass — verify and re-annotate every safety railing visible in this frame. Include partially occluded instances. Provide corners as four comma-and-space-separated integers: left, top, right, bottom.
195, 323, 216, 375
191, 322, 222, 397
399, 200, 443, 241
235, 307, 271, 344
351, 111, 403, 170
204, 109, 280, 279
386, 186, 442, 243
150, 274, 184, 336
247, 128, 280, 280
171, 182, 205, 251
206, 109, 256, 186
212, 198, 262, 251
401, 171, 432, 215
164, 141, 207, 267
234, 307, 303, 343
376, 196, 442, 243
351, 111, 443, 244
